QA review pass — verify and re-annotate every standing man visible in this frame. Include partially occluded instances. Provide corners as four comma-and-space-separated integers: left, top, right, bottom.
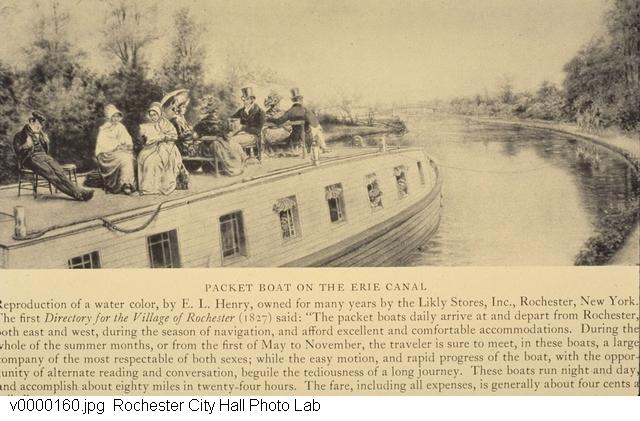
267, 88, 329, 153
230, 87, 265, 148
13, 111, 93, 201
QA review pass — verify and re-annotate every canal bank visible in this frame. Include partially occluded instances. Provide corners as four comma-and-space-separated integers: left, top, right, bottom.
323, 123, 397, 144
474, 116, 639, 265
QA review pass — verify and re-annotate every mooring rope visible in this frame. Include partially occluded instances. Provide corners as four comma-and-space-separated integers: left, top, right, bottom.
12, 202, 166, 241
99, 202, 165, 234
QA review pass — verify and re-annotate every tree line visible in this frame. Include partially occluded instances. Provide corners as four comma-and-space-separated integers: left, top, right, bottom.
433, 0, 640, 134
0, 1, 277, 184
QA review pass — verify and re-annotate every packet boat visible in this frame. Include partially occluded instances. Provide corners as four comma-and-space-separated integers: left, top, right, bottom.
0, 145, 442, 268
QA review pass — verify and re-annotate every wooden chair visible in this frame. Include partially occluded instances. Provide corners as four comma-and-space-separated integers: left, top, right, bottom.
91, 158, 108, 193
61, 164, 78, 184
241, 132, 263, 164
190, 136, 220, 176
17, 162, 53, 198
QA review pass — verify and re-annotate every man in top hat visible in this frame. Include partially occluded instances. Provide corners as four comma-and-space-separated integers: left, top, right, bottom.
229, 87, 265, 147
13, 111, 94, 201
267, 88, 329, 153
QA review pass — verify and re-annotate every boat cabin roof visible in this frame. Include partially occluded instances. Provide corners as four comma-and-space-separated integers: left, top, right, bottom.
0, 146, 421, 248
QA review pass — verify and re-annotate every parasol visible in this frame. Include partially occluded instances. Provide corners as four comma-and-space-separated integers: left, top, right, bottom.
160, 89, 190, 109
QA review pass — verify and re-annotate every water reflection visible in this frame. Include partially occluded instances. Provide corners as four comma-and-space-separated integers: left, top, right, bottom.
394, 117, 638, 265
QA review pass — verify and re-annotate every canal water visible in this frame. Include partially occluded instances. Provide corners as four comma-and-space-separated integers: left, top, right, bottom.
390, 116, 638, 265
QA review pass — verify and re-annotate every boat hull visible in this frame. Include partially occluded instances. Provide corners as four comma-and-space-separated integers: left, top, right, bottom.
285, 168, 442, 267
0, 147, 442, 268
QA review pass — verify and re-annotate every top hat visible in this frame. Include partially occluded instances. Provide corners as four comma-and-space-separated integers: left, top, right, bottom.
241, 87, 255, 100
290, 88, 303, 101
30, 111, 47, 123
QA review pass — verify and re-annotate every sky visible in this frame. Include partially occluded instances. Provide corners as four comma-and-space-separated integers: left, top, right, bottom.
0, 0, 608, 104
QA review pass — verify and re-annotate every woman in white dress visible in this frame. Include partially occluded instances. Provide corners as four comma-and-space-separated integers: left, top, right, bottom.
95, 104, 136, 194
137, 102, 185, 195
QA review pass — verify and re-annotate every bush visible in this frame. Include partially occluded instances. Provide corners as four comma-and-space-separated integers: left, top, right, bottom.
575, 198, 639, 265
0, 63, 22, 183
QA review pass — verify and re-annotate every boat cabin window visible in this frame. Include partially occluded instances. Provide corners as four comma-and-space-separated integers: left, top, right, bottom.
68, 251, 101, 269
219, 211, 247, 259
365, 173, 383, 209
394, 165, 409, 198
147, 230, 181, 268
417, 161, 426, 185
273, 196, 301, 240
325, 183, 346, 223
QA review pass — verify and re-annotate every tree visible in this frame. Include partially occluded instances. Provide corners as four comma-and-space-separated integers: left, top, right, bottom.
530, 81, 565, 120
100, 0, 158, 70
606, 0, 640, 87
605, 0, 640, 130
32, 0, 70, 53
0, 62, 21, 183
497, 74, 515, 105
220, 46, 281, 114
563, 37, 620, 127
19, 1, 106, 172
160, 7, 205, 91
100, 68, 163, 136
99, 0, 163, 136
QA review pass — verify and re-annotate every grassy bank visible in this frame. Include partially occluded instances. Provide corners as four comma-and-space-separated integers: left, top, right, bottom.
323, 123, 398, 144
574, 199, 638, 265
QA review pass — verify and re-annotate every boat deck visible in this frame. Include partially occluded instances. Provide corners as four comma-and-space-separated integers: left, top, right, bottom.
0, 147, 387, 248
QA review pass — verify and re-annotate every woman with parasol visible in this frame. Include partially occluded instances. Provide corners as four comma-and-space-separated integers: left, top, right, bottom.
161, 89, 198, 156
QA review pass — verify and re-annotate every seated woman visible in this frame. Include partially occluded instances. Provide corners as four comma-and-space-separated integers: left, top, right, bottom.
163, 89, 198, 156
95, 104, 136, 195
137, 102, 186, 195
194, 95, 246, 176
262, 91, 292, 155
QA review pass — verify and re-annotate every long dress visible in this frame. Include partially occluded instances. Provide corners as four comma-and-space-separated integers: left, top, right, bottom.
194, 113, 246, 176
263, 107, 292, 151
95, 122, 136, 192
137, 118, 184, 195
170, 114, 198, 156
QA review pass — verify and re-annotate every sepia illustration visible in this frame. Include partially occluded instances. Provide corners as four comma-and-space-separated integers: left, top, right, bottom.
0, 0, 637, 268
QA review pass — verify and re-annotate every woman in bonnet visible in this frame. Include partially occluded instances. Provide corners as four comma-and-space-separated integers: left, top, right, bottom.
193, 95, 246, 176
137, 102, 185, 195
95, 104, 136, 194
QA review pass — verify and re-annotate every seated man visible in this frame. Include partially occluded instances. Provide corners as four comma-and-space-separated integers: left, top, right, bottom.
229, 87, 265, 149
14, 111, 93, 201
267, 88, 329, 153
